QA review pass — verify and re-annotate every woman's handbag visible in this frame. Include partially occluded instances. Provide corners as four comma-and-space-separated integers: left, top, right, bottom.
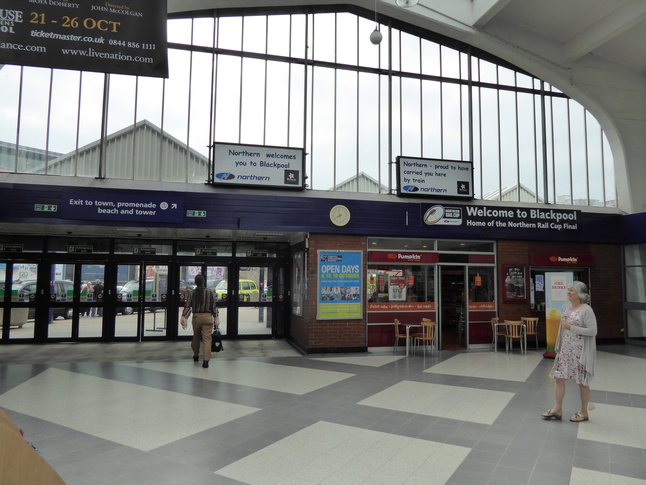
211, 329, 223, 353
549, 353, 559, 381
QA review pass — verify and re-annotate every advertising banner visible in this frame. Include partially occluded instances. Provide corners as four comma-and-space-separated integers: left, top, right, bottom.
317, 250, 362, 320
0, 0, 168, 78
61, 192, 183, 223
212, 142, 305, 190
397, 157, 473, 198
423, 203, 580, 233
544, 272, 573, 356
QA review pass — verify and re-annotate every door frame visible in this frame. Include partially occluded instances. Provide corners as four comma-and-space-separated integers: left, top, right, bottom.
1, 247, 291, 343
438, 264, 468, 350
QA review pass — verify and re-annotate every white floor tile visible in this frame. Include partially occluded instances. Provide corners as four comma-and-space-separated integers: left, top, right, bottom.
216, 421, 470, 485
0, 368, 259, 451
308, 355, 406, 367
357, 380, 515, 424
575, 403, 646, 449
3, 342, 646, 485
424, 352, 544, 381
592, 351, 646, 395
121, 360, 354, 395
569, 467, 646, 485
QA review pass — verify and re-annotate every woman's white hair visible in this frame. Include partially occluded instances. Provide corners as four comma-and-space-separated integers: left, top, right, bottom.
571, 281, 590, 304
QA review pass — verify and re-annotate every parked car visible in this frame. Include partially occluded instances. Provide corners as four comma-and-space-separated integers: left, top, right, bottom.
119, 279, 153, 314
0, 280, 74, 326
44, 280, 75, 320
207, 279, 222, 290
118, 278, 189, 313
214, 279, 259, 302
179, 279, 195, 296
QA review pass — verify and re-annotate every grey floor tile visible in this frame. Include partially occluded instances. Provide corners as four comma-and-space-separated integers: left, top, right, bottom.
447, 468, 491, 485
528, 470, 571, 485
609, 462, 646, 480
490, 465, 533, 483
3, 342, 646, 485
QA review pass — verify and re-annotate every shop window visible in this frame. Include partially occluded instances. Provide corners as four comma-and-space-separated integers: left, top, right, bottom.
468, 267, 495, 310
529, 267, 589, 311
367, 265, 433, 306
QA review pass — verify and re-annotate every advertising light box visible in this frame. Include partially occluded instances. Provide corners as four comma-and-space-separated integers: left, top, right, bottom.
212, 143, 305, 190
397, 157, 473, 199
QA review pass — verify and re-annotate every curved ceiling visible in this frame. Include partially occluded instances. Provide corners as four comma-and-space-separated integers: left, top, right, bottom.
168, 0, 646, 76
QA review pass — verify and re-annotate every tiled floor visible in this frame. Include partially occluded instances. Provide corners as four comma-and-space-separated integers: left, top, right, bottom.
1, 341, 646, 485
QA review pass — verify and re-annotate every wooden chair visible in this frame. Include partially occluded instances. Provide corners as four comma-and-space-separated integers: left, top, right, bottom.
504, 320, 524, 353
491, 317, 506, 350
393, 319, 408, 353
413, 320, 436, 357
521, 317, 539, 350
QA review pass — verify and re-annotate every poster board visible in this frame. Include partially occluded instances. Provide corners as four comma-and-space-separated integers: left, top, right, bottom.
317, 250, 362, 319
397, 157, 473, 198
502, 265, 527, 302
0, 0, 168, 77
544, 272, 573, 356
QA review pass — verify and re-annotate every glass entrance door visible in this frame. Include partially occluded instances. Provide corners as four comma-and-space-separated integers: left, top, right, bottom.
46, 262, 107, 339
177, 264, 282, 338
1, 261, 39, 341
115, 263, 169, 339
439, 265, 467, 350
176, 265, 228, 337
236, 266, 274, 337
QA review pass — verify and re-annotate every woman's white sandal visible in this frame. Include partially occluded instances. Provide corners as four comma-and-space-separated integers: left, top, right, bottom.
570, 413, 589, 422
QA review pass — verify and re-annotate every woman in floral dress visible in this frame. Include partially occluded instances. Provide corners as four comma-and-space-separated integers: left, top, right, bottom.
541, 281, 597, 422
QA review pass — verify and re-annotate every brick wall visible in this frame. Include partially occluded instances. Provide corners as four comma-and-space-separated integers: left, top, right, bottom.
498, 241, 622, 342
290, 237, 623, 353
290, 234, 368, 353
589, 244, 623, 340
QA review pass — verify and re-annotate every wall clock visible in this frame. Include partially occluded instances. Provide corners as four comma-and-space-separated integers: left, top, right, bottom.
329, 204, 351, 226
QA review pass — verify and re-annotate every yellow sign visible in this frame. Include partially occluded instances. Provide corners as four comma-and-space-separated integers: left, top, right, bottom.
545, 272, 573, 354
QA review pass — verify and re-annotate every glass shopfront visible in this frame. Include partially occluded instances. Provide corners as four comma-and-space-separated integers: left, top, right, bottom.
528, 254, 592, 312
366, 238, 496, 350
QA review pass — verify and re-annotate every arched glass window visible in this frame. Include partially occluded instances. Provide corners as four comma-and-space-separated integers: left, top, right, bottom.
0, 7, 616, 207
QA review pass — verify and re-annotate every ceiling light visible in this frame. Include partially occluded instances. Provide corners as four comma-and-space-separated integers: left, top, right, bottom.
370, 28, 383, 44
370, 0, 382, 44
396, 0, 419, 7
